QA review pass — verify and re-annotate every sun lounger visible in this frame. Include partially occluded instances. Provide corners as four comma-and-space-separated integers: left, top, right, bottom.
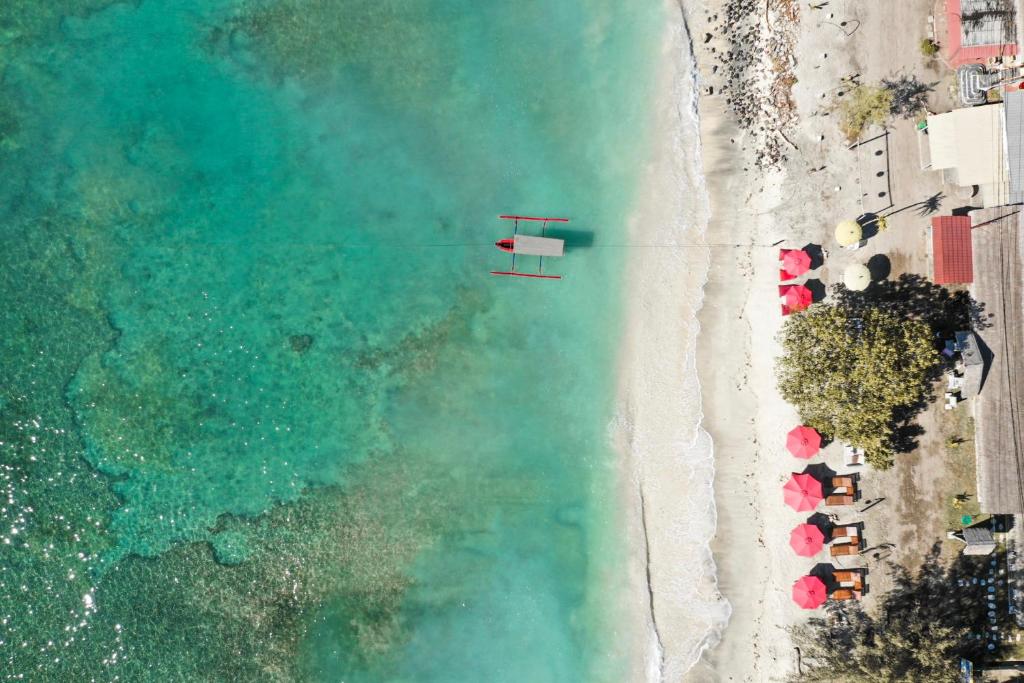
832, 570, 864, 590
832, 476, 854, 488
830, 526, 859, 541
830, 589, 862, 601
830, 543, 860, 557
825, 494, 854, 506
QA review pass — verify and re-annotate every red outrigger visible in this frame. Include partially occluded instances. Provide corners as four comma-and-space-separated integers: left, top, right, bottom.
490, 214, 568, 280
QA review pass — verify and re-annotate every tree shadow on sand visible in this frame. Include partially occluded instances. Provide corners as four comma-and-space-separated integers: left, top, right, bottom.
831, 274, 988, 456
833, 273, 990, 339
791, 543, 1013, 682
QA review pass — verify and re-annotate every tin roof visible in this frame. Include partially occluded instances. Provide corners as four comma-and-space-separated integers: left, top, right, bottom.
1005, 90, 1024, 199
932, 216, 974, 284
945, 0, 1018, 67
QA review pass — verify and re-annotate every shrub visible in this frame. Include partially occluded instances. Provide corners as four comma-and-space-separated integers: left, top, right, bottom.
837, 85, 893, 141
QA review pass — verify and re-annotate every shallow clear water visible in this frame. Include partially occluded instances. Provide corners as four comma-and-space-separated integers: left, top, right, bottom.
0, 0, 664, 679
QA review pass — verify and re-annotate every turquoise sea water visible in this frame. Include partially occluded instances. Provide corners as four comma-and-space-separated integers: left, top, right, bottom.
0, 1, 664, 680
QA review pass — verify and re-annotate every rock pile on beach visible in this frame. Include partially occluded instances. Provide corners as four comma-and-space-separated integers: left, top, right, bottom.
702, 0, 799, 170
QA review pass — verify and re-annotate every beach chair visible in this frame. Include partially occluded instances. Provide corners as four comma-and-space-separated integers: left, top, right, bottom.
832, 570, 864, 590
825, 494, 854, 506
836, 577, 863, 590
830, 543, 860, 557
830, 588, 862, 601
831, 476, 854, 489
831, 526, 859, 542
828, 481, 858, 500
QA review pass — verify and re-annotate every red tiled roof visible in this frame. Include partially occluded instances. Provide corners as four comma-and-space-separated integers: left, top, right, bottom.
945, 0, 1018, 68
932, 215, 974, 284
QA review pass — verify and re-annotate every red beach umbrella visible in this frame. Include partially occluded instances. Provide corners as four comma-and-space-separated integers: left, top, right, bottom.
782, 249, 812, 277
781, 284, 813, 312
792, 575, 827, 609
789, 523, 825, 556
783, 473, 823, 511
786, 425, 822, 459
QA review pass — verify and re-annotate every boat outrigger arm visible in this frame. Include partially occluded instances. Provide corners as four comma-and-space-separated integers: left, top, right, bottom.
490, 214, 568, 280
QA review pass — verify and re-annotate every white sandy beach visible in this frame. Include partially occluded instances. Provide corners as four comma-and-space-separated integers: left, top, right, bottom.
686, 0, 955, 680
619, 0, 959, 680
614, 2, 728, 681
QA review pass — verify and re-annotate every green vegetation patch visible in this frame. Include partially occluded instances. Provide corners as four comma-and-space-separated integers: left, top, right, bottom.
777, 303, 938, 468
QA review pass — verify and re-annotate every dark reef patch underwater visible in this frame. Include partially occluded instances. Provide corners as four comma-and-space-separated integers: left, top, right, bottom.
0, 0, 662, 679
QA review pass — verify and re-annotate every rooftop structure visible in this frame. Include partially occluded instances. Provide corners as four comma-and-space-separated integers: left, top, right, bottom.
956, 526, 997, 555
926, 94, 1024, 206
1005, 89, 1024, 199
926, 104, 1019, 206
971, 210, 1024, 514
931, 215, 975, 284
956, 64, 1000, 105
945, 0, 1018, 67
956, 330, 985, 397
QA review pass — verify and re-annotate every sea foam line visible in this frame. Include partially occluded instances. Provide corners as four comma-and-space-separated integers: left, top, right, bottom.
612, 0, 732, 680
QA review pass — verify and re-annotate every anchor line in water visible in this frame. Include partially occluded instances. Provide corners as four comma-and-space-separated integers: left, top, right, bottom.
150, 242, 781, 249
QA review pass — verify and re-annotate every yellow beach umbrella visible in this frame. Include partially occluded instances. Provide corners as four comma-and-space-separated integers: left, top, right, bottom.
843, 263, 872, 291
835, 220, 862, 247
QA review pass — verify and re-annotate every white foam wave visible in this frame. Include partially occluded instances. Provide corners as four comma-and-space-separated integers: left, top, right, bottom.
613, 1, 733, 680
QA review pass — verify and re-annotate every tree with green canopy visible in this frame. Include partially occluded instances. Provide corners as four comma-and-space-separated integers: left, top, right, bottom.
790, 546, 1009, 682
776, 304, 938, 468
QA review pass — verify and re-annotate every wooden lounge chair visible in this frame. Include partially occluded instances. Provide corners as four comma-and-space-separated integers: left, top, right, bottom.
831, 588, 862, 601
831, 476, 854, 489
832, 534, 860, 547
825, 494, 854, 506
832, 570, 864, 590
830, 526, 859, 540
830, 543, 860, 557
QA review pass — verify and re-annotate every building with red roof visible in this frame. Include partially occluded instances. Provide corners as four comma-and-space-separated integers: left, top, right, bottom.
945, 0, 1018, 68
931, 215, 974, 284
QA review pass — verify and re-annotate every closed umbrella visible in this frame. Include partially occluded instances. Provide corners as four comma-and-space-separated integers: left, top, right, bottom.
783, 473, 823, 511
792, 575, 827, 609
780, 284, 813, 312
789, 523, 825, 556
835, 220, 862, 247
843, 263, 872, 291
782, 249, 812, 277
787, 425, 822, 458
